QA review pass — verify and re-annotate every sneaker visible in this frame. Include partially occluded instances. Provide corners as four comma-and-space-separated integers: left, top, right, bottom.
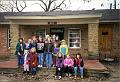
38, 65, 41, 68
40, 65, 43, 67
54, 76, 57, 79
74, 75, 77, 79
58, 76, 62, 80
81, 76, 83, 79
23, 71, 26, 74
65, 73, 68, 77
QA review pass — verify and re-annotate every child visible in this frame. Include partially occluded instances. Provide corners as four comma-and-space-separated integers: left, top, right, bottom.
60, 40, 68, 58
36, 36, 45, 68
55, 52, 64, 80
31, 36, 37, 48
53, 42, 59, 67
23, 50, 30, 75
45, 36, 54, 67
73, 53, 84, 79
25, 39, 32, 50
64, 54, 74, 77
29, 48, 38, 75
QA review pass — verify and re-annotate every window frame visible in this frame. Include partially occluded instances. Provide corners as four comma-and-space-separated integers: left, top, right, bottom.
33, 29, 46, 38
68, 28, 81, 49
7, 27, 11, 48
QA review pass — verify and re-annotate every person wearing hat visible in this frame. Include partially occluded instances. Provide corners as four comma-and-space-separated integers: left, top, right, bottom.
60, 40, 68, 59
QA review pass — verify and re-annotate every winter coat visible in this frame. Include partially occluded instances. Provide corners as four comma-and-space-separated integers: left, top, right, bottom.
60, 44, 68, 56
56, 57, 64, 68
74, 58, 84, 67
53, 47, 59, 54
25, 43, 32, 50
44, 43, 54, 53
15, 42, 25, 56
29, 52, 38, 68
64, 57, 74, 67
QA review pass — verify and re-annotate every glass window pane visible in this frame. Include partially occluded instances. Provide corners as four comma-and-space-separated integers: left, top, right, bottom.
68, 28, 81, 48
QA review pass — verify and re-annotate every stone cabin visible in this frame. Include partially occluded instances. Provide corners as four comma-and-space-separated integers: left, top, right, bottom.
0, 9, 119, 60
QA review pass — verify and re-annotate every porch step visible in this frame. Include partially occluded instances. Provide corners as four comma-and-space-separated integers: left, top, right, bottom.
9, 55, 16, 59
84, 60, 110, 77
0, 59, 109, 78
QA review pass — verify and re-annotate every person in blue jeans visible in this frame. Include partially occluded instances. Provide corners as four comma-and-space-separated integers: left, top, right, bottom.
15, 38, 25, 67
45, 36, 54, 67
73, 53, 84, 79
36, 36, 45, 68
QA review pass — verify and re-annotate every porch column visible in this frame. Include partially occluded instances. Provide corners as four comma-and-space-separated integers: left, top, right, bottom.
10, 24, 19, 54
88, 23, 99, 59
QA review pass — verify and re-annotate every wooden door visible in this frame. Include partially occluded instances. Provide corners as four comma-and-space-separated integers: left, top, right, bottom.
99, 24, 113, 59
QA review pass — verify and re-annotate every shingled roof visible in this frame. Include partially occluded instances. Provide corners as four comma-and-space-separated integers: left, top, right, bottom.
0, 9, 119, 23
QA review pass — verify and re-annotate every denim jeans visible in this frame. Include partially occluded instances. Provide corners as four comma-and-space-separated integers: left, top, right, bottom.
74, 66, 84, 76
31, 68, 36, 75
45, 53, 52, 67
38, 53, 44, 65
17, 55, 23, 65
79, 67, 84, 76
74, 67, 77, 75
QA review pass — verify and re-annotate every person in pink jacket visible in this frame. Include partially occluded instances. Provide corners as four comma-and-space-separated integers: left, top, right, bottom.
64, 55, 74, 77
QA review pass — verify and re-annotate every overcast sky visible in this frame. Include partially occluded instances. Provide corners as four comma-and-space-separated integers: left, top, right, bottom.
2, 0, 120, 12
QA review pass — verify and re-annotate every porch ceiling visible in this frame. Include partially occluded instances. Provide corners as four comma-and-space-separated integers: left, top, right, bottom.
5, 14, 101, 25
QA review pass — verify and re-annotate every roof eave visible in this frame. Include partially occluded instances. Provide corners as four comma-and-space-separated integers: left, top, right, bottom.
5, 14, 102, 20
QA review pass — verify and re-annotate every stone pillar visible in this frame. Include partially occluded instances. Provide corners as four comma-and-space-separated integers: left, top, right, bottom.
10, 24, 19, 54
88, 23, 99, 59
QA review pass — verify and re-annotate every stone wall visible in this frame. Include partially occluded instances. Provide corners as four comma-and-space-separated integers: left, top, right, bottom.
0, 24, 10, 56
111, 23, 120, 60
10, 24, 19, 54
88, 24, 99, 59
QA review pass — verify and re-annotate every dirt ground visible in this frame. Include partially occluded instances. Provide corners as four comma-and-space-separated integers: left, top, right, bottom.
0, 61, 119, 82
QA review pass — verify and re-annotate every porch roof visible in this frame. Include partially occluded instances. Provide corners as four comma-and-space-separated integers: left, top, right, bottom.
0, 9, 119, 24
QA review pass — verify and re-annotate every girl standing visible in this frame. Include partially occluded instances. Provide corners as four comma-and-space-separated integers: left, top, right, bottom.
29, 48, 38, 75
23, 50, 30, 75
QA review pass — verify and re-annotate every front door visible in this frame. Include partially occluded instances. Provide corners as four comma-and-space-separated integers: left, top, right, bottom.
99, 24, 113, 59
50, 28, 64, 40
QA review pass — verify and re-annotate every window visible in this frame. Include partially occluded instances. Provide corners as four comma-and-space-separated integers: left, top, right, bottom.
33, 29, 46, 38
102, 32, 108, 35
68, 28, 81, 48
7, 28, 11, 48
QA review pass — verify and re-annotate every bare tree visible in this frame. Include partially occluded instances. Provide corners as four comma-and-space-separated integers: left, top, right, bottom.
0, 0, 27, 12
33, 0, 71, 12
9, 0, 27, 12
0, 1, 12, 12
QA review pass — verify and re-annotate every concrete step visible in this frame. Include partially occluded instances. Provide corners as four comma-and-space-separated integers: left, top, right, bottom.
9, 55, 16, 59
0, 59, 110, 78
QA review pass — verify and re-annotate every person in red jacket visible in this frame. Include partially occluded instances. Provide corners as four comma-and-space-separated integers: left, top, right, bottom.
73, 53, 84, 79
29, 47, 38, 75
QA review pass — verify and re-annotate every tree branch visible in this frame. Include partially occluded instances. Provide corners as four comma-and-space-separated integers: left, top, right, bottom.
50, 0, 66, 11
39, 0, 48, 11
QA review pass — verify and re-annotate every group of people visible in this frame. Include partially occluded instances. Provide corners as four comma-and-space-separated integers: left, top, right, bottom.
15, 35, 84, 79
